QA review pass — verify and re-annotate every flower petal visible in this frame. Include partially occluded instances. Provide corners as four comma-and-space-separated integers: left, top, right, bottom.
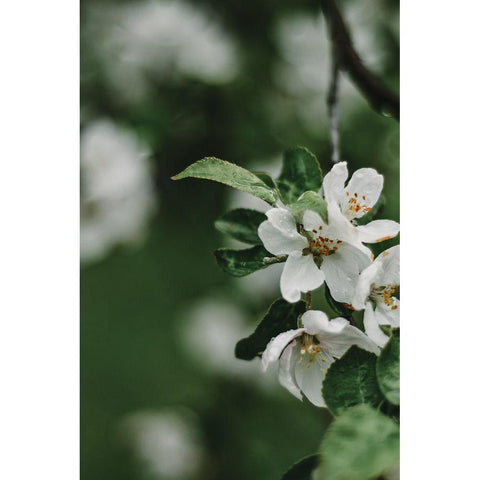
278, 341, 303, 400
322, 161, 348, 204
262, 328, 305, 370
376, 245, 400, 286
356, 220, 400, 244
321, 242, 372, 304
280, 252, 325, 303
341, 168, 383, 218
302, 310, 336, 335
303, 209, 328, 232
319, 317, 380, 357
258, 208, 308, 255
364, 302, 390, 347
294, 353, 333, 407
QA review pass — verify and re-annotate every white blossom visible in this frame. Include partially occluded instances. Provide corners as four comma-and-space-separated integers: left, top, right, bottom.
322, 161, 400, 245
81, 119, 156, 263
262, 310, 379, 407
258, 206, 372, 304
119, 409, 204, 479
353, 245, 399, 347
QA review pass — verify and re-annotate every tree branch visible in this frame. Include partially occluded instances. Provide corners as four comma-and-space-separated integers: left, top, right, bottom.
320, 0, 399, 120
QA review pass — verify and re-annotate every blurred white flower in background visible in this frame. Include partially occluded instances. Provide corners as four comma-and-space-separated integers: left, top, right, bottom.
86, 0, 239, 103
119, 409, 204, 480
273, 2, 389, 132
181, 297, 278, 392
81, 118, 156, 263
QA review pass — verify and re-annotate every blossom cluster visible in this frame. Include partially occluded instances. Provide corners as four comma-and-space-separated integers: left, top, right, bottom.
173, 151, 399, 410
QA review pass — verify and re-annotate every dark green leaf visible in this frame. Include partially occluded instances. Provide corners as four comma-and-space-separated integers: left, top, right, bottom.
253, 171, 279, 190
277, 147, 323, 204
281, 455, 320, 480
323, 347, 385, 416
289, 191, 328, 223
377, 329, 400, 405
355, 194, 386, 226
316, 405, 399, 480
214, 246, 271, 277
235, 298, 306, 360
172, 157, 278, 204
324, 284, 355, 319
214, 209, 266, 245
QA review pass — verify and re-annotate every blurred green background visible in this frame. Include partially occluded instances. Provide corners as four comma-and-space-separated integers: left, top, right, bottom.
80, 0, 399, 478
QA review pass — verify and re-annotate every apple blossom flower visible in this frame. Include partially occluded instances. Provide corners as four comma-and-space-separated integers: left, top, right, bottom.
262, 310, 379, 407
322, 161, 400, 244
352, 245, 399, 347
258, 207, 371, 303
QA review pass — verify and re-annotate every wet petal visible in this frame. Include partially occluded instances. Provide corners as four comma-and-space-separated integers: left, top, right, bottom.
322, 161, 348, 204
341, 168, 383, 218
280, 252, 325, 303
262, 328, 305, 370
356, 220, 400, 244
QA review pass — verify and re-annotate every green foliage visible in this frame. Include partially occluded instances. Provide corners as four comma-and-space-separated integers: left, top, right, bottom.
214, 208, 266, 245
281, 454, 320, 480
322, 347, 385, 416
277, 147, 323, 204
235, 298, 306, 360
315, 405, 399, 480
172, 157, 278, 204
377, 329, 400, 405
288, 191, 328, 223
214, 245, 271, 277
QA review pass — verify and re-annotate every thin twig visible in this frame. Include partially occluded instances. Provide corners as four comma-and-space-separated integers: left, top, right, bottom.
327, 53, 341, 163
320, 0, 399, 120
306, 291, 312, 310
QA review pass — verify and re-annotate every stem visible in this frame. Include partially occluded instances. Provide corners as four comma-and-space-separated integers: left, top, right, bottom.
306, 291, 312, 310
327, 53, 340, 163
320, 0, 399, 120
263, 254, 288, 266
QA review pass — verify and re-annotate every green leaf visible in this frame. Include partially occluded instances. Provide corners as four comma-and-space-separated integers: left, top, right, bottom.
355, 194, 386, 226
288, 191, 328, 223
281, 455, 320, 480
235, 298, 306, 360
316, 405, 399, 480
214, 246, 271, 277
277, 147, 323, 204
172, 157, 278, 204
377, 328, 400, 405
322, 347, 385, 416
253, 171, 279, 190
214, 209, 266, 245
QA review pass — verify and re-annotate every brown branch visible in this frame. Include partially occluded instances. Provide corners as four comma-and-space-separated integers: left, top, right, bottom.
320, 0, 399, 120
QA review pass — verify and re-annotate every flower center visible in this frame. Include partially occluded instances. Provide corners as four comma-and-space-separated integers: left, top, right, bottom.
308, 226, 342, 257
299, 334, 327, 369
370, 284, 398, 310
344, 191, 371, 220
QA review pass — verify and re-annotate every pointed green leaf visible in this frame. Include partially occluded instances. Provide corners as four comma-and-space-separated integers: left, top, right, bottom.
214, 209, 266, 245
172, 157, 278, 204
277, 147, 323, 204
377, 328, 400, 405
322, 347, 385, 416
253, 171, 279, 190
281, 455, 320, 480
214, 245, 271, 277
288, 191, 328, 223
316, 405, 399, 480
235, 298, 306, 360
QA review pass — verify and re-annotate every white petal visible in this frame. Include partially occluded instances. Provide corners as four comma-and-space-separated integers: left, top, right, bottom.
319, 317, 380, 357
376, 301, 400, 328
302, 209, 328, 232
321, 242, 372, 304
341, 168, 383, 218
364, 302, 390, 347
302, 310, 335, 335
376, 245, 400, 286
262, 328, 305, 370
294, 353, 333, 407
280, 252, 325, 303
356, 220, 400, 244
352, 259, 383, 310
278, 341, 303, 400
322, 161, 348, 204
